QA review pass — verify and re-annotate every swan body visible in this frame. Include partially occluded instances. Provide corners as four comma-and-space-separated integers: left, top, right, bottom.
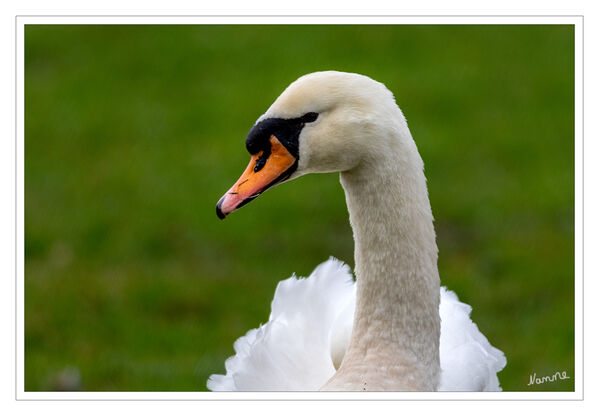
207, 258, 506, 391
211, 71, 506, 391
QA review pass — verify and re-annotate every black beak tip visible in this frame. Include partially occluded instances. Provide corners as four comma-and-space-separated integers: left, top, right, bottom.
216, 197, 226, 220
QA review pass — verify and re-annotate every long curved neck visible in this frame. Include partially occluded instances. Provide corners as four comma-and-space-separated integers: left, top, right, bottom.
322, 124, 441, 391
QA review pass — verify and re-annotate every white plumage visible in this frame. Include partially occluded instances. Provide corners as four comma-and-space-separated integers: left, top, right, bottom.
208, 259, 354, 391
211, 71, 507, 391
207, 258, 506, 392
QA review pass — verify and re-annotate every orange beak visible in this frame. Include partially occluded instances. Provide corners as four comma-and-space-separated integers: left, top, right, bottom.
216, 135, 297, 219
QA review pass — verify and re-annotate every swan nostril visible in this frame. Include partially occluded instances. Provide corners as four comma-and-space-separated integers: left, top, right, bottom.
254, 147, 271, 173
254, 155, 267, 172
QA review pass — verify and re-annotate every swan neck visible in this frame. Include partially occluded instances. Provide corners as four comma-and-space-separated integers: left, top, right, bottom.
335, 133, 441, 390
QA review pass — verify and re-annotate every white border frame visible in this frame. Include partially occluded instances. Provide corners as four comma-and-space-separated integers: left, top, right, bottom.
15, 15, 583, 401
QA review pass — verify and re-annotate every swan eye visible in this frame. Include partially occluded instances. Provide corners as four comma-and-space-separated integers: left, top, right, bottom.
301, 112, 318, 123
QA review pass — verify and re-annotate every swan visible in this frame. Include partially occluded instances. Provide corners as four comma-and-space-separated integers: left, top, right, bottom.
208, 71, 506, 391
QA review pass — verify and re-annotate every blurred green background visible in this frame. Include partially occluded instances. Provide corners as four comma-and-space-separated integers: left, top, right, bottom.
25, 25, 574, 391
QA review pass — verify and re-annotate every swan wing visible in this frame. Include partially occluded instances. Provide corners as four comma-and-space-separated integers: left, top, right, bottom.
207, 258, 355, 391
438, 287, 507, 391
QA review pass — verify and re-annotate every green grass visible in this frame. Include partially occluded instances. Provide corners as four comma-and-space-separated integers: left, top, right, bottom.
25, 25, 574, 391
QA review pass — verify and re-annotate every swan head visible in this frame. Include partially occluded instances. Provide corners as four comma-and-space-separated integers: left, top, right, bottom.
216, 71, 404, 219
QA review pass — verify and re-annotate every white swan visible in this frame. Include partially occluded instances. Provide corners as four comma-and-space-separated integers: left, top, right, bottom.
209, 71, 506, 391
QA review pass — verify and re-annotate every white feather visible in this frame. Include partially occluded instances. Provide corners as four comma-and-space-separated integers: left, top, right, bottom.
207, 258, 506, 392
